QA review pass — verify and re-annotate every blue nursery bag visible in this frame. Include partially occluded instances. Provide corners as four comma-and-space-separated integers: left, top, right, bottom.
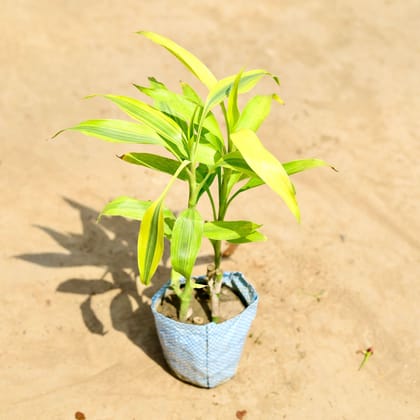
151, 272, 259, 388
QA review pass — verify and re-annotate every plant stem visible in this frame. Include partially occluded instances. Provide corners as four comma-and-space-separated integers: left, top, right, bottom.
220, 102, 232, 152
188, 161, 197, 208
179, 277, 194, 322
212, 174, 228, 272
206, 101, 236, 322
209, 165, 231, 322
212, 239, 222, 270
209, 268, 223, 323
206, 189, 217, 221
178, 159, 201, 322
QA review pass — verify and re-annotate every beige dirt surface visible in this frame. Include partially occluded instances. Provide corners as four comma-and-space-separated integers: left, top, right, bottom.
1, 1, 419, 419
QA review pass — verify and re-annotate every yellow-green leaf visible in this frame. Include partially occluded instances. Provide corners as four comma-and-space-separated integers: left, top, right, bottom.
135, 79, 224, 153
137, 198, 165, 285
204, 69, 278, 115
171, 208, 204, 280
101, 94, 187, 159
195, 143, 218, 166
227, 230, 267, 243
203, 220, 262, 240
235, 95, 274, 132
119, 153, 195, 181
227, 70, 243, 128
283, 158, 337, 175
98, 196, 175, 238
134, 79, 195, 130
181, 81, 202, 104
54, 119, 164, 145
222, 151, 255, 176
231, 129, 300, 221
138, 31, 217, 89
136, 160, 190, 284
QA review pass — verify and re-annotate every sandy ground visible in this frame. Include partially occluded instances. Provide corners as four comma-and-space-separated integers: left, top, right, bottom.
1, 1, 419, 419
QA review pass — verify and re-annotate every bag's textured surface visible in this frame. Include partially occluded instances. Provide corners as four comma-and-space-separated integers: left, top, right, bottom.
151, 272, 259, 388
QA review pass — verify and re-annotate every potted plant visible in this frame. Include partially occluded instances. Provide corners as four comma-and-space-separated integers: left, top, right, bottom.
55, 31, 334, 388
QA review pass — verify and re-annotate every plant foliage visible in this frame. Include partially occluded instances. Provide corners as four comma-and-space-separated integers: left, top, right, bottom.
55, 31, 334, 321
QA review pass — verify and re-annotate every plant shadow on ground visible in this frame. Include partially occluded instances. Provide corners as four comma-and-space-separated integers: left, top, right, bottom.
16, 197, 213, 373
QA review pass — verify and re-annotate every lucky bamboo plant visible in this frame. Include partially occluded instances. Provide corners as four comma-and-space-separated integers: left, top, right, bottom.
55, 31, 333, 323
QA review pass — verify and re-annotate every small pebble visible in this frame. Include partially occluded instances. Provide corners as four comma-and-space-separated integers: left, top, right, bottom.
193, 316, 204, 325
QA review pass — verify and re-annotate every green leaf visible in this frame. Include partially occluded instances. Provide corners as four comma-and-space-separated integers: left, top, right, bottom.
235, 95, 274, 132
99, 196, 149, 220
200, 118, 224, 154
235, 177, 264, 195
134, 79, 193, 129
187, 104, 201, 147
222, 151, 255, 177
137, 160, 190, 285
170, 268, 183, 296
53, 119, 163, 145
224, 171, 246, 198
98, 196, 175, 237
283, 158, 336, 175
227, 70, 242, 128
180, 81, 203, 104
231, 129, 300, 221
204, 116, 224, 153
171, 208, 204, 279
228, 158, 334, 202
100, 94, 187, 158
222, 157, 337, 195
227, 230, 267, 243
195, 143, 218, 166
119, 151, 219, 185
135, 79, 224, 153
179, 81, 225, 151
119, 153, 196, 181
203, 220, 262, 240
138, 31, 218, 89
204, 69, 278, 115
197, 170, 217, 201
137, 197, 165, 285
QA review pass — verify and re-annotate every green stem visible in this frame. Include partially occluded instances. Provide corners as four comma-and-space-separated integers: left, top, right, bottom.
191, 104, 206, 162
206, 189, 217, 221
208, 102, 235, 322
213, 167, 230, 271
211, 269, 223, 323
212, 239, 222, 270
177, 157, 202, 321
179, 277, 194, 322
220, 102, 232, 152
188, 160, 200, 208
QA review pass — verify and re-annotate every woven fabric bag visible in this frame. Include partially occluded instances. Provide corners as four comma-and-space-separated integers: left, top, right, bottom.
151, 272, 258, 388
